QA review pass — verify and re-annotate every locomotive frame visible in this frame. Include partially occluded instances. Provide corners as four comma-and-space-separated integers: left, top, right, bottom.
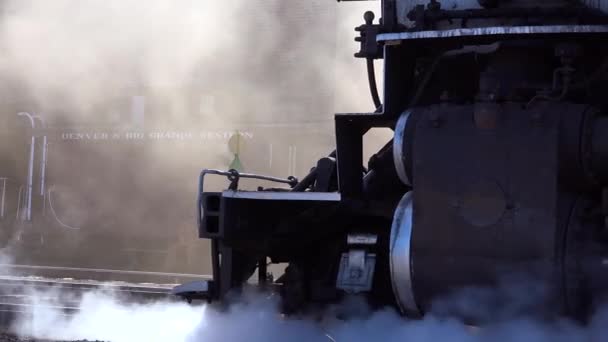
177, 0, 608, 320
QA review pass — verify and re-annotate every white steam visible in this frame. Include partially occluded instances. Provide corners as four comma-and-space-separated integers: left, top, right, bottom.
6, 271, 608, 342
8, 286, 608, 342
12, 290, 205, 342
0, 0, 246, 120
0, 0, 379, 122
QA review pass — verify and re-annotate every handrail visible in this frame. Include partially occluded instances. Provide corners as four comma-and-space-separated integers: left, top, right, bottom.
196, 169, 298, 233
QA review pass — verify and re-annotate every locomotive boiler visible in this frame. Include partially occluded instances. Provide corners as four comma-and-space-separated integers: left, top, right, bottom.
175, 0, 608, 319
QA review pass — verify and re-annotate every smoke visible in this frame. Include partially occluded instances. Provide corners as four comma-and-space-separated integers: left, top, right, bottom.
0, 0, 377, 135
11, 289, 205, 342
7, 282, 608, 342
0, 0, 249, 120
0, 269, 603, 341
0, 0, 381, 277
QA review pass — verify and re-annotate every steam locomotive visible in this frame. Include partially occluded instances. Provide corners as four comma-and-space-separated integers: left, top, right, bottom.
175, 0, 608, 319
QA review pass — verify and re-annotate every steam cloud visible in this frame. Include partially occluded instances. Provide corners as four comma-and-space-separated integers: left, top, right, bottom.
0, 0, 383, 276
7, 284, 608, 342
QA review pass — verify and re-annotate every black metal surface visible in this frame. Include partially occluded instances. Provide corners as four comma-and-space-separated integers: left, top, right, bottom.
313, 157, 337, 192
380, 0, 398, 31
335, 116, 365, 198
409, 103, 565, 313
407, 5, 608, 30
383, 46, 417, 118
335, 113, 394, 198
219, 195, 341, 245
366, 59, 382, 109
217, 242, 256, 299
291, 169, 317, 192
591, 116, 608, 184
210, 238, 220, 299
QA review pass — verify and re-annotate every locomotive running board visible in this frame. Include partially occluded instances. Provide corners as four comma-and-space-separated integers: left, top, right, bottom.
221, 191, 341, 201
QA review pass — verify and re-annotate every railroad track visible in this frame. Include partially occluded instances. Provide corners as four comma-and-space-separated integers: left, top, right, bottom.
0, 264, 211, 284
0, 265, 210, 331
0, 332, 95, 342
0, 275, 180, 326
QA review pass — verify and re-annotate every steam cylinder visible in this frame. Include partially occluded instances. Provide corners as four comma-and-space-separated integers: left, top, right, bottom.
390, 104, 608, 318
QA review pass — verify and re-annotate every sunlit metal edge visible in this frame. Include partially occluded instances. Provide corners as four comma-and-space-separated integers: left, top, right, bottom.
393, 111, 412, 186
222, 191, 341, 201
378, 25, 608, 42
390, 191, 420, 316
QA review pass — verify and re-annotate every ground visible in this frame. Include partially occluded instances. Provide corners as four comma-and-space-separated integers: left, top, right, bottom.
0, 333, 104, 342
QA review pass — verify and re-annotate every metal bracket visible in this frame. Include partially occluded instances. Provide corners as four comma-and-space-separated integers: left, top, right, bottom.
336, 233, 378, 293
355, 11, 382, 60
337, 250, 376, 293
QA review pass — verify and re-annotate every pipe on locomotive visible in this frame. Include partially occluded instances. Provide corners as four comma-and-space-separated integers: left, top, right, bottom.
366, 58, 381, 109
